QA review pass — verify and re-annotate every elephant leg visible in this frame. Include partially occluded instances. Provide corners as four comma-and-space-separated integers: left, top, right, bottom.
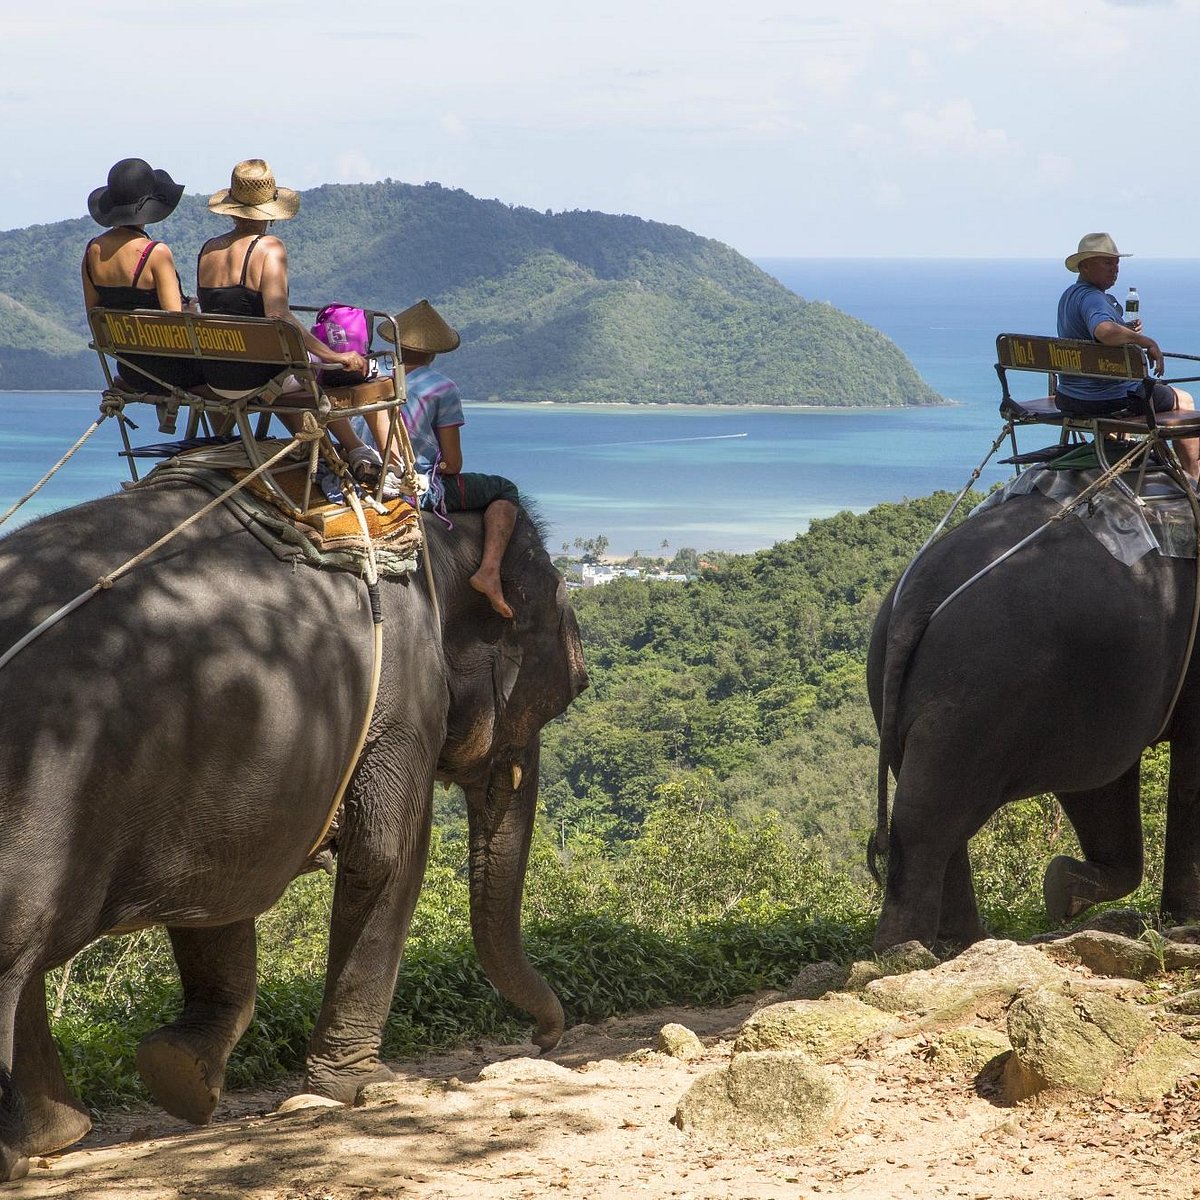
874, 755, 998, 954
1163, 738, 1200, 922
13, 974, 90, 1157
0, 981, 29, 1182
135, 921, 257, 1125
934, 847, 986, 952
304, 753, 435, 1103
466, 740, 564, 1052
1046, 763, 1143, 923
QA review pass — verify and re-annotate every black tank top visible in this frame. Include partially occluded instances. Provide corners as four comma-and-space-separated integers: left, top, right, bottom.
84, 235, 200, 393
197, 235, 276, 391
85, 236, 163, 310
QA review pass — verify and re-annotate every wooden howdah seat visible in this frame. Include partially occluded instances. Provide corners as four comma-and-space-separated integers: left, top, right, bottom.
994, 333, 1200, 490
86, 305, 415, 515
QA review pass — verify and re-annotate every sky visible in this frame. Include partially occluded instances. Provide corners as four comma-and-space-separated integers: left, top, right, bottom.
4, 0, 1195, 258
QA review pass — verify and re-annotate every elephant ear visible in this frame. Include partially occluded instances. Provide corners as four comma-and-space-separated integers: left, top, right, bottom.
492, 639, 523, 713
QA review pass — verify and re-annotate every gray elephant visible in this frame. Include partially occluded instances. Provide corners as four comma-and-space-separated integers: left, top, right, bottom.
0, 476, 586, 1180
867, 486, 1200, 953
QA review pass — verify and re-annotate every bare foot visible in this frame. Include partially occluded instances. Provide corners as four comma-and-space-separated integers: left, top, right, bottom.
469, 569, 514, 618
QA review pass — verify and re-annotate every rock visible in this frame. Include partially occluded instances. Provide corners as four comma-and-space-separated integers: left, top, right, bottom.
1162, 988, 1200, 1015
779, 961, 850, 1001
1109, 1032, 1200, 1104
926, 1027, 1011, 1074
673, 1050, 843, 1147
1041, 930, 1164, 980
1003, 984, 1154, 1099
733, 995, 895, 1060
844, 960, 885, 990
878, 940, 940, 975
357, 1081, 416, 1108
1163, 943, 1200, 971
657, 1023, 705, 1061
554, 1023, 605, 1050
477, 1058, 576, 1083
1074, 908, 1155, 939
862, 940, 1072, 1014
275, 1093, 345, 1115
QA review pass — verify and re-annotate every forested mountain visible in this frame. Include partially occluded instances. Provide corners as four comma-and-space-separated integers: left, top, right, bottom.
0, 180, 940, 405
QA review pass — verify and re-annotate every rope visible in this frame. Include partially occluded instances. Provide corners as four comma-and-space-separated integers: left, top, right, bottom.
304, 469, 386, 859
924, 440, 1148, 628
0, 406, 120, 532
0, 430, 316, 677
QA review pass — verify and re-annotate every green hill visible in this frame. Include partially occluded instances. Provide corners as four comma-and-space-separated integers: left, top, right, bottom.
0, 181, 941, 405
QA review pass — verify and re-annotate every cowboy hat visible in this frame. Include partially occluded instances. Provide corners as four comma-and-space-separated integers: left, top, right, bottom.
1065, 232, 1130, 272
88, 158, 184, 227
379, 300, 461, 353
208, 159, 300, 221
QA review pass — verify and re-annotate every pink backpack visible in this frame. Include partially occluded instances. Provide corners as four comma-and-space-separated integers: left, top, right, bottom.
312, 304, 369, 355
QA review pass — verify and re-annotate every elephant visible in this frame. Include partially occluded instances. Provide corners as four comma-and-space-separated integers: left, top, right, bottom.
867, 484, 1200, 953
0, 474, 587, 1181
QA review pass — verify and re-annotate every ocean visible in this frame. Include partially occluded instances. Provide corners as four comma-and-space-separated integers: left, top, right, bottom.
7, 259, 1200, 555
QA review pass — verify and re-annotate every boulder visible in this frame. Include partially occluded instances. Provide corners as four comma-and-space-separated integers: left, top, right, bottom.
673, 1050, 843, 1147
734, 995, 895, 1060
878, 940, 939, 975
779, 960, 850, 1001
926, 1027, 1011, 1074
477, 1058, 576, 1083
1003, 984, 1153, 1099
657, 1023, 705, 1061
862, 940, 1072, 1015
1164, 943, 1200, 972
1041, 930, 1164, 980
1110, 1032, 1200, 1104
844, 960, 885, 990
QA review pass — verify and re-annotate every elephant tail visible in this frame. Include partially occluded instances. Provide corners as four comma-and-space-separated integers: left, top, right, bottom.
867, 597, 935, 887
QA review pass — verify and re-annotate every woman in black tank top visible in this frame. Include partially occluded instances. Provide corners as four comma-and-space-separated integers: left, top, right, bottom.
82, 158, 200, 393
198, 160, 367, 394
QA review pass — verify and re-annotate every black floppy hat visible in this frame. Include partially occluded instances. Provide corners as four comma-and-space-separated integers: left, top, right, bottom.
87, 158, 185, 227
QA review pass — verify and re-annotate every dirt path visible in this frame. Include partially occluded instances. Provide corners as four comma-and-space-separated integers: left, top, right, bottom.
10, 1001, 1200, 1199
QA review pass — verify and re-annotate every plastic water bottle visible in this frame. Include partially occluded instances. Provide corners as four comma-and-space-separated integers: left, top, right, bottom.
1125, 287, 1140, 327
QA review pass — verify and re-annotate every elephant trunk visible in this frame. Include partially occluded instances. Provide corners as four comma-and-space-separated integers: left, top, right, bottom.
466, 740, 564, 1051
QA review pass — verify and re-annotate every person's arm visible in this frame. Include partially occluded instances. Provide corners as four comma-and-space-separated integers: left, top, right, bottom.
258, 239, 366, 374
435, 424, 463, 473
1092, 319, 1166, 376
145, 243, 184, 312
81, 249, 99, 310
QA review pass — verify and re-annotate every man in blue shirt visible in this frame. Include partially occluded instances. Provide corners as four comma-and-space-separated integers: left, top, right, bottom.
1056, 232, 1198, 478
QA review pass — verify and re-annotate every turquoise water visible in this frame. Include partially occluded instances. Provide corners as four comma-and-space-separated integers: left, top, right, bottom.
9, 259, 1200, 553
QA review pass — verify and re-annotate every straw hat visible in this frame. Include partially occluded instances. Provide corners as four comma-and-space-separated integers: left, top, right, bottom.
1065, 232, 1130, 272
88, 158, 184, 227
379, 300, 461, 353
208, 159, 300, 221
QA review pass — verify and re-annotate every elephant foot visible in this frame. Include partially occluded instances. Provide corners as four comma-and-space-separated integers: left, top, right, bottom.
22, 1093, 91, 1157
136, 1031, 223, 1125
531, 999, 565, 1052
1044, 855, 1131, 923
0, 1147, 28, 1183
305, 1058, 396, 1105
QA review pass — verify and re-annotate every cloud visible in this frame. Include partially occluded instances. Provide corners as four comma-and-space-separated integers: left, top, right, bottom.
899, 99, 1011, 158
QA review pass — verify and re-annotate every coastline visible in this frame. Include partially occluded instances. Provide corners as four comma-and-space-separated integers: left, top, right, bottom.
1, 391, 957, 411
